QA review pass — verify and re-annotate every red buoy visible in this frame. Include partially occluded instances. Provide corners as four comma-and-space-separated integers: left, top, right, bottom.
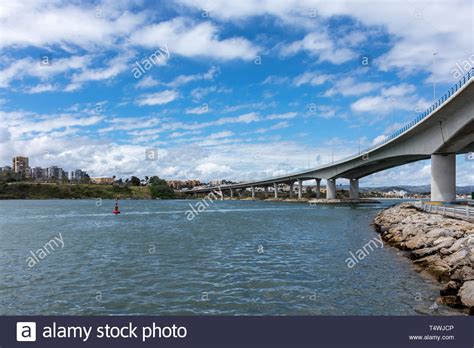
113, 198, 121, 215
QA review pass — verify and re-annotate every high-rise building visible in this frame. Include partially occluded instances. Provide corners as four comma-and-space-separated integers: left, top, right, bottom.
30, 167, 45, 180
0, 166, 12, 173
45, 166, 66, 180
12, 156, 29, 177
70, 169, 87, 182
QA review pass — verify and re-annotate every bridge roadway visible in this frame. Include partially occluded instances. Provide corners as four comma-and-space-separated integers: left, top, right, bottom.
187, 69, 474, 202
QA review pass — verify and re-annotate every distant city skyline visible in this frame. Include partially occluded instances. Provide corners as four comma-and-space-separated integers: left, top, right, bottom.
0, 1, 472, 186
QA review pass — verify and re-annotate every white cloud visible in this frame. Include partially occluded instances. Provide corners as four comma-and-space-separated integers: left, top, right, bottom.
179, 0, 472, 82
0, 110, 104, 139
185, 105, 211, 115
69, 51, 134, 89
169, 130, 201, 138
195, 162, 232, 176
271, 121, 289, 130
0, 1, 146, 51
261, 75, 290, 85
293, 71, 332, 86
208, 131, 233, 139
324, 77, 382, 97
282, 32, 356, 64
0, 126, 12, 143
0, 51, 133, 91
135, 75, 159, 89
370, 122, 408, 145
130, 17, 259, 61
313, 105, 337, 119
165, 66, 219, 88
371, 134, 386, 145
0, 55, 91, 88
136, 90, 178, 106
351, 84, 422, 114
174, 0, 334, 32
214, 112, 260, 125
99, 116, 161, 133
190, 85, 231, 101
24, 83, 57, 94
266, 112, 297, 120
223, 102, 274, 113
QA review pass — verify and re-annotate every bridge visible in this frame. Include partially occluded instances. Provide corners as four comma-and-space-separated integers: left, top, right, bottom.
187, 69, 474, 202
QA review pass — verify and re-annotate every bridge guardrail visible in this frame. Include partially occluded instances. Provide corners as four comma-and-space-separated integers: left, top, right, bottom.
334, 68, 474, 166
413, 201, 474, 221
359, 68, 474, 154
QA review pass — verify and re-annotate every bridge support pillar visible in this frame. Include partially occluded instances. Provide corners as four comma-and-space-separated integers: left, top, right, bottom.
230, 188, 234, 198
297, 179, 303, 199
274, 183, 278, 199
349, 179, 359, 199
289, 182, 294, 198
264, 186, 269, 198
315, 178, 321, 199
326, 179, 336, 199
431, 154, 456, 202
251, 186, 256, 199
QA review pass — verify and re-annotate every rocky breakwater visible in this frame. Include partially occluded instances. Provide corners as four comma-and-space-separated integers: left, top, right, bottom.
374, 203, 474, 313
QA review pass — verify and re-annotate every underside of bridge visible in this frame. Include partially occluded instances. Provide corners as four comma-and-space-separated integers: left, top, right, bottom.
335, 155, 430, 179
436, 118, 474, 154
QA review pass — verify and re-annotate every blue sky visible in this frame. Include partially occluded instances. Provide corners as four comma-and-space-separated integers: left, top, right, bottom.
0, 0, 472, 186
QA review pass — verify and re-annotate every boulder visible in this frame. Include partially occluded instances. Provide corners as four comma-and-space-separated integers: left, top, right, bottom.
458, 281, 474, 307
404, 235, 427, 250
447, 237, 469, 253
413, 255, 451, 281
439, 295, 463, 308
444, 247, 470, 268
433, 236, 455, 247
440, 281, 460, 296
439, 248, 451, 256
411, 238, 455, 259
425, 228, 453, 240
450, 266, 474, 282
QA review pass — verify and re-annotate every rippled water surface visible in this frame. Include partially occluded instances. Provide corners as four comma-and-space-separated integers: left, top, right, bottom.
0, 199, 457, 315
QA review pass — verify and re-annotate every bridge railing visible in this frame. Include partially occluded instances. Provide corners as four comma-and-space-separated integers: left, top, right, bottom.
361, 68, 474, 155
413, 201, 474, 222
302, 68, 474, 173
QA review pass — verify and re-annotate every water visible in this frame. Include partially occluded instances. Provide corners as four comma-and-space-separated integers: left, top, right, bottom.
0, 199, 458, 315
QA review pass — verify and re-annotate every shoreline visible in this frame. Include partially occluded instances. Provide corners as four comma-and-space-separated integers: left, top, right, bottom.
0, 194, 384, 203
373, 203, 474, 314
